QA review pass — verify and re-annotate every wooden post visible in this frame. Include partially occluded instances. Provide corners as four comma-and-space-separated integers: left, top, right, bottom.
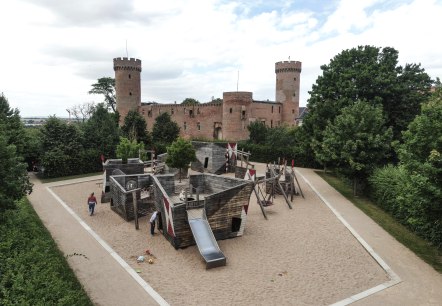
132, 190, 139, 230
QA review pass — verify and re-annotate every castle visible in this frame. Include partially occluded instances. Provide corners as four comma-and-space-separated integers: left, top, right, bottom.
113, 57, 302, 141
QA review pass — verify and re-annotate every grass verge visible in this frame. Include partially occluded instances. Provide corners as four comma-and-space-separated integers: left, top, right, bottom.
39, 172, 102, 184
317, 171, 442, 273
0, 198, 93, 305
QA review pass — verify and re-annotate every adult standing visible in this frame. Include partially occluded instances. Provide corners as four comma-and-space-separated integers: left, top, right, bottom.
87, 192, 97, 216
149, 211, 158, 236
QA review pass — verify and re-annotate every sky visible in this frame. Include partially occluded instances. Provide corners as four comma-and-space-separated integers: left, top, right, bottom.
1, 0, 442, 117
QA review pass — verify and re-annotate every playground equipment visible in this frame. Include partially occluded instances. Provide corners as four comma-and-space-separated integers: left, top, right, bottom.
101, 158, 145, 203
108, 168, 253, 268
191, 141, 234, 174
186, 198, 226, 269
243, 159, 304, 219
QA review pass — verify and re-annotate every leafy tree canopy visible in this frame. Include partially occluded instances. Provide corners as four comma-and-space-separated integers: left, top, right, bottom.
88, 77, 116, 112
0, 93, 26, 156
152, 112, 180, 145
121, 110, 151, 145
116, 137, 144, 163
181, 98, 200, 106
320, 100, 393, 194
82, 103, 120, 159
303, 45, 433, 149
0, 93, 32, 211
247, 121, 268, 144
398, 87, 442, 175
165, 138, 196, 181
40, 117, 84, 177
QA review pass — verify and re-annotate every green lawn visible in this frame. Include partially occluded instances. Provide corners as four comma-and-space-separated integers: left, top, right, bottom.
0, 198, 93, 305
317, 171, 442, 273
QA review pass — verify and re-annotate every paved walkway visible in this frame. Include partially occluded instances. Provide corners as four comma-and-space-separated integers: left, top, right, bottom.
296, 168, 442, 306
27, 173, 165, 306
27, 169, 442, 306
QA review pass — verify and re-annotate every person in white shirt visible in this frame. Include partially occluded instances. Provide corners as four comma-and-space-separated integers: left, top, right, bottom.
150, 211, 158, 236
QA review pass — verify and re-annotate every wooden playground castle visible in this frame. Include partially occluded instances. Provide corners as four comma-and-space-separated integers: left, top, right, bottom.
104, 142, 303, 268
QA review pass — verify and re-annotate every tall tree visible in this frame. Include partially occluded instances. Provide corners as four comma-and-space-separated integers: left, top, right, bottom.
40, 117, 84, 177
166, 138, 196, 182
88, 77, 116, 112
0, 94, 32, 211
320, 101, 393, 194
121, 110, 151, 145
152, 112, 180, 146
303, 45, 432, 160
0, 93, 26, 156
82, 103, 120, 160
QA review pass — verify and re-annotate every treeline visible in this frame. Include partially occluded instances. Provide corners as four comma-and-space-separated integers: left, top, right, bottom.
34, 108, 180, 178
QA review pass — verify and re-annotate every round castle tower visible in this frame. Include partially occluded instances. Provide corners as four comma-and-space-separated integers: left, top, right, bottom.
113, 57, 142, 125
275, 60, 302, 125
222, 91, 253, 141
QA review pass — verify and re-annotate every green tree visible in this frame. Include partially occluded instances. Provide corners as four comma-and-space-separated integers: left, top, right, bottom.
0, 94, 33, 211
116, 137, 144, 163
40, 117, 84, 177
82, 103, 120, 170
88, 77, 116, 112
247, 121, 268, 144
166, 138, 196, 182
320, 101, 393, 194
303, 45, 432, 160
0, 93, 26, 156
396, 89, 442, 244
181, 98, 200, 105
152, 112, 180, 151
23, 127, 43, 171
121, 110, 151, 145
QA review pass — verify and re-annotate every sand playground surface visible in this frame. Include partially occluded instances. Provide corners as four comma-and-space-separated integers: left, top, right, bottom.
52, 163, 389, 305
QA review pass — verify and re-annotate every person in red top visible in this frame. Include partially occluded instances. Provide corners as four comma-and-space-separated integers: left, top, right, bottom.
87, 192, 97, 216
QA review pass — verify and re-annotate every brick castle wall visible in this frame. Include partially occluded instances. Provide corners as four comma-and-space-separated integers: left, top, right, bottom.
114, 58, 301, 141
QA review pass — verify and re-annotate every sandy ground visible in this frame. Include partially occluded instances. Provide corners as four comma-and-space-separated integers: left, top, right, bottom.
52, 163, 388, 305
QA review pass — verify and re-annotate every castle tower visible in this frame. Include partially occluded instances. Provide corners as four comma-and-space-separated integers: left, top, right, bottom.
222, 91, 253, 141
113, 57, 142, 125
275, 60, 302, 125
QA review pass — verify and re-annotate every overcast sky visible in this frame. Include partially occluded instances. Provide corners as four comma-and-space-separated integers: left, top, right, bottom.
2, 0, 441, 117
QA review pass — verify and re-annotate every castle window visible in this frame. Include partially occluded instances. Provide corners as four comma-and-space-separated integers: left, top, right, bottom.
271, 120, 273, 128
271, 106, 274, 113
184, 122, 187, 130
129, 92, 132, 96
129, 74, 131, 79
293, 92, 296, 97
241, 110, 246, 119
292, 109, 294, 114
189, 109, 193, 117
148, 110, 152, 117
197, 122, 201, 130
294, 77, 296, 81
279, 106, 281, 113
171, 109, 174, 114
229, 108, 232, 114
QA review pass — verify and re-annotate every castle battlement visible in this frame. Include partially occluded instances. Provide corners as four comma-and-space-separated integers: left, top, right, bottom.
113, 57, 142, 72
275, 60, 302, 73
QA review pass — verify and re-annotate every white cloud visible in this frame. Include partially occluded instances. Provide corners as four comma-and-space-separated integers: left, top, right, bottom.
1, 0, 441, 117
